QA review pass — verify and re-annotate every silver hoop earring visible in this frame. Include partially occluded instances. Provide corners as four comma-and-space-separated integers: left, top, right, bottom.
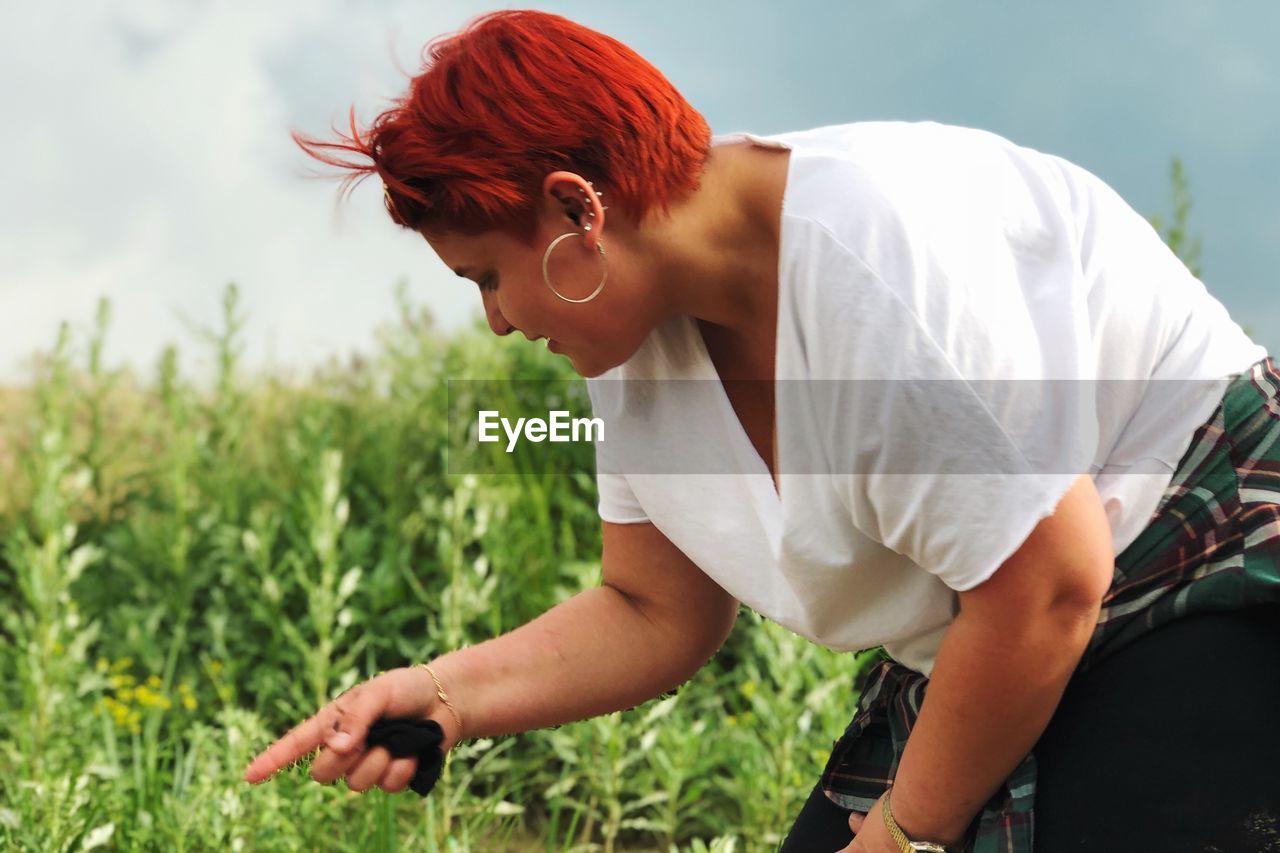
541, 232, 607, 304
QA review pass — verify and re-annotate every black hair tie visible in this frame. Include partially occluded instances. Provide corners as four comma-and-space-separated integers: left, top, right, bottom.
363, 717, 446, 797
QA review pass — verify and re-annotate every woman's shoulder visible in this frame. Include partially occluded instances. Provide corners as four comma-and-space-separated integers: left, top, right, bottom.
737, 119, 1055, 163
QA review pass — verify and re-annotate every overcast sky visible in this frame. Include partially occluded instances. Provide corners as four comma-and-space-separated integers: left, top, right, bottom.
3, 0, 1276, 385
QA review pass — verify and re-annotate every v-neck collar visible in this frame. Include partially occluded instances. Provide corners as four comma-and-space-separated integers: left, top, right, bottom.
689, 316, 782, 501
684, 129, 798, 554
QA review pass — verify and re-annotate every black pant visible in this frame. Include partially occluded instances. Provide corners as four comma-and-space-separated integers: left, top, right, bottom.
779, 604, 1280, 853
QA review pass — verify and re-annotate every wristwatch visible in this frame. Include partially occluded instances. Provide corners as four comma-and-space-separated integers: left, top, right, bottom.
882, 788, 950, 853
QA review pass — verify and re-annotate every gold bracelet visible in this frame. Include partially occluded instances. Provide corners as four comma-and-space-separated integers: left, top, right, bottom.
416, 662, 464, 740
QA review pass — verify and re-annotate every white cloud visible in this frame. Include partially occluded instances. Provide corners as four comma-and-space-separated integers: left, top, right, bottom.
2, 0, 1276, 385
0, 0, 484, 386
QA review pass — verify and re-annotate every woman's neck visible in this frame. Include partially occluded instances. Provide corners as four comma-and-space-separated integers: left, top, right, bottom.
632, 142, 790, 344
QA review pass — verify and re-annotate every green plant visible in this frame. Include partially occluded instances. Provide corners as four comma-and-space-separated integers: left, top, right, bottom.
0, 285, 874, 851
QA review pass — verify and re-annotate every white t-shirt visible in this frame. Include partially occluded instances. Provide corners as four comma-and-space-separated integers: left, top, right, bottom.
585, 121, 1267, 677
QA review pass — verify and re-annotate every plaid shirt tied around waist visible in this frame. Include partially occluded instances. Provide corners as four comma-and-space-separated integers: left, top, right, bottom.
818, 357, 1280, 853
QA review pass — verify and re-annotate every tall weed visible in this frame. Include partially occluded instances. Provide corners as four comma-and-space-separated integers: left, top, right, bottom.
0, 285, 865, 851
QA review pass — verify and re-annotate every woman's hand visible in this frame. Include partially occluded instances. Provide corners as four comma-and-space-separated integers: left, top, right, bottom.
840, 791, 906, 853
241, 665, 460, 793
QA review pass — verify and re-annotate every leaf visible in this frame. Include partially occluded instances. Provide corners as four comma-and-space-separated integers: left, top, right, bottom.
276, 619, 308, 655
640, 729, 658, 753
543, 774, 578, 800
80, 763, 120, 780
490, 801, 525, 816
337, 566, 362, 601
642, 695, 679, 725
618, 816, 672, 832
80, 822, 115, 851
619, 791, 671, 813
65, 543, 103, 584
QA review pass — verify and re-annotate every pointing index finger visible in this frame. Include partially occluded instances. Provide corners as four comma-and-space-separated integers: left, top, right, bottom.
243, 710, 332, 784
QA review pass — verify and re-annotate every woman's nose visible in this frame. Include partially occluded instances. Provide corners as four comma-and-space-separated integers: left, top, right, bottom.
482, 292, 514, 336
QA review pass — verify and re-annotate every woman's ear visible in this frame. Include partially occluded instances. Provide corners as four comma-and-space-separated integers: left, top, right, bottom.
542, 170, 606, 251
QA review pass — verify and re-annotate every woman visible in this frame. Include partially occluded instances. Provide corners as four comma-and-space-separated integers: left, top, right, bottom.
243, 10, 1280, 851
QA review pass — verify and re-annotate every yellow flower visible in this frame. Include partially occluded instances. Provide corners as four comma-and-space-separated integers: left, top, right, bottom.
135, 686, 163, 708
109, 673, 136, 690
111, 657, 134, 673
208, 660, 224, 676
117, 687, 135, 702
96, 658, 110, 673
147, 675, 163, 689
726, 715, 738, 727
52, 641, 64, 655
102, 697, 131, 727
177, 682, 198, 711
740, 681, 757, 701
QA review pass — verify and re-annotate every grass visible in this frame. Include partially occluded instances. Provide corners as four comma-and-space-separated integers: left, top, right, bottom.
0, 283, 872, 852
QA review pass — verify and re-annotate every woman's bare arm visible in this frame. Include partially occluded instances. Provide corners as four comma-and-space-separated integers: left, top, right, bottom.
427, 519, 740, 750
242, 520, 738, 785
861, 474, 1114, 848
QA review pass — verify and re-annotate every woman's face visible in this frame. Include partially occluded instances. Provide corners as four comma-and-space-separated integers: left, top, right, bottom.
422, 180, 658, 378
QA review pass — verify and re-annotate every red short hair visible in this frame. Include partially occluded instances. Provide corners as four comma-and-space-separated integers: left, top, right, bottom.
294, 10, 712, 245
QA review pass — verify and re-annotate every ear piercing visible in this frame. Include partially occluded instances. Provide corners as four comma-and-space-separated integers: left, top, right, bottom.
577, 182, 607, 232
